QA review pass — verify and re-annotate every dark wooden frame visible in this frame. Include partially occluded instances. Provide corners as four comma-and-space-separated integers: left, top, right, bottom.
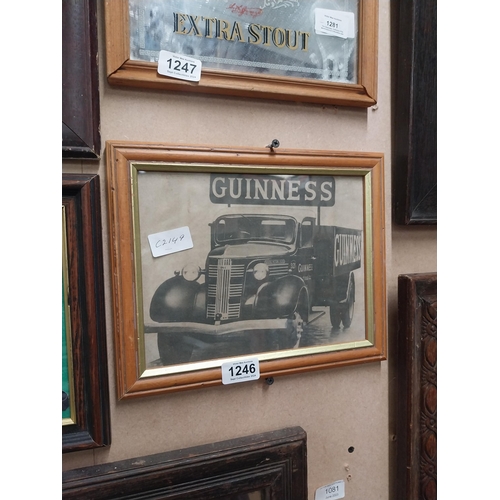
62, 0, 101, 159
393, 0, 437, 224
62, 427, 307, 499
62, 174, 111, 452
396, 273, 437, 500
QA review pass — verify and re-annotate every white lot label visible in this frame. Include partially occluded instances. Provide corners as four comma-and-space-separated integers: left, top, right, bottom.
221, 358, 260, 385
315, 480, 345, 500
148, 226, 193, 257
158, 50, 201, 81
315, 9, 355, 38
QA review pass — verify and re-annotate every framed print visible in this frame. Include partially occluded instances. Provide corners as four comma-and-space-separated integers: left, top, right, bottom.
104, 0, 378, 107
106, 141, 386, 399
62, 0, 101, 159
62, 174, 111, 452
62, 426, 307, 499
396, 273, 437, 499
393, 0, 436, 224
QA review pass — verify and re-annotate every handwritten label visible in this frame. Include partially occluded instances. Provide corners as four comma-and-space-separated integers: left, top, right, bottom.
315, 480, 345, 500
158, 50, 201, 82
148, 226, 193, 258
221, 358, 260, 385
315, 9, 355, 39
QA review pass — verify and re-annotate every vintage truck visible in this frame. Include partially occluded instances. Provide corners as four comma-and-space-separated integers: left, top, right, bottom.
148, 211, 362, 366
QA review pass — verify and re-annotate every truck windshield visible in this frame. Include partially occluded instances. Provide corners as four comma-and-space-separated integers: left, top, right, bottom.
214, 215, 296, 244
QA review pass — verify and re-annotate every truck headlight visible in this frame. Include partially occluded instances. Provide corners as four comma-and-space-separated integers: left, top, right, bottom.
253, 263, 269, 281
182, 264, 201, 282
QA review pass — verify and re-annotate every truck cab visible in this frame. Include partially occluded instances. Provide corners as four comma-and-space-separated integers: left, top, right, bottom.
148, 213, 361, 365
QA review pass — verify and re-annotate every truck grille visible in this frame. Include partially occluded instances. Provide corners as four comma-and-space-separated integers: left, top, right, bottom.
269, 263, 289, 276
207, 258, 245, 320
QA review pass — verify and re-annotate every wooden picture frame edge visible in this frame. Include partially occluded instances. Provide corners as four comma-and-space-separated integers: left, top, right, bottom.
396, 272, 437, 499
392, 0, 437, 224
62, 0, 101, 160
62, 426, 308, 499
62, 174, 111, 452
105, 141, 387, 400
104, 0, 378, 107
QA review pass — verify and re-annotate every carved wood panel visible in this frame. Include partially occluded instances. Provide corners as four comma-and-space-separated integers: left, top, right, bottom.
396, 273, 437, 500
419, 294, 437, 498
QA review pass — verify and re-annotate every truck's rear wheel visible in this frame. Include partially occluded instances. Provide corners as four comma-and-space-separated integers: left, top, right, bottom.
157, 333, 193, 366
340, 275, 355, 328
329, 305, 341, 330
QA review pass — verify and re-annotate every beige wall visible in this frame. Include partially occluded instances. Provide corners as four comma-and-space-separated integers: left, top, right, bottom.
62, 2, 437, 498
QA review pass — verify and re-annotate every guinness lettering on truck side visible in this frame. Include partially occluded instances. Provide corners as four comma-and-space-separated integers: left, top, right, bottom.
148, 174, 362, 366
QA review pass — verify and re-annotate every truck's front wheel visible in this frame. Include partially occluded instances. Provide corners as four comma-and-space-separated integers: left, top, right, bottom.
282, 293, 308, 349
288, 310, 304, 348
157, 333, 194, 366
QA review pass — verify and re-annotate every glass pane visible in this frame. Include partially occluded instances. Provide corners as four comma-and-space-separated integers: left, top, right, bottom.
129, 0, 359, 83
136, 170, 366, 369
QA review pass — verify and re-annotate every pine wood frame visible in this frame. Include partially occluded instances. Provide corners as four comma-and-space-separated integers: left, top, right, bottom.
104, 0, 378, 107
62, 174, 111, 452
106, 141, 386, 399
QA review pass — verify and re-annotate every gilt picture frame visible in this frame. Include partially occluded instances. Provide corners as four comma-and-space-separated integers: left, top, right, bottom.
62, 174, 111, 452
104, 0, 378, 107
106, 141, 386, 399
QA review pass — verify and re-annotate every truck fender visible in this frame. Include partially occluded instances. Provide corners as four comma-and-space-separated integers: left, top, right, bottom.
254, 275, 308, 319
338, 271, 355, 304
149, 275, 205, 323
